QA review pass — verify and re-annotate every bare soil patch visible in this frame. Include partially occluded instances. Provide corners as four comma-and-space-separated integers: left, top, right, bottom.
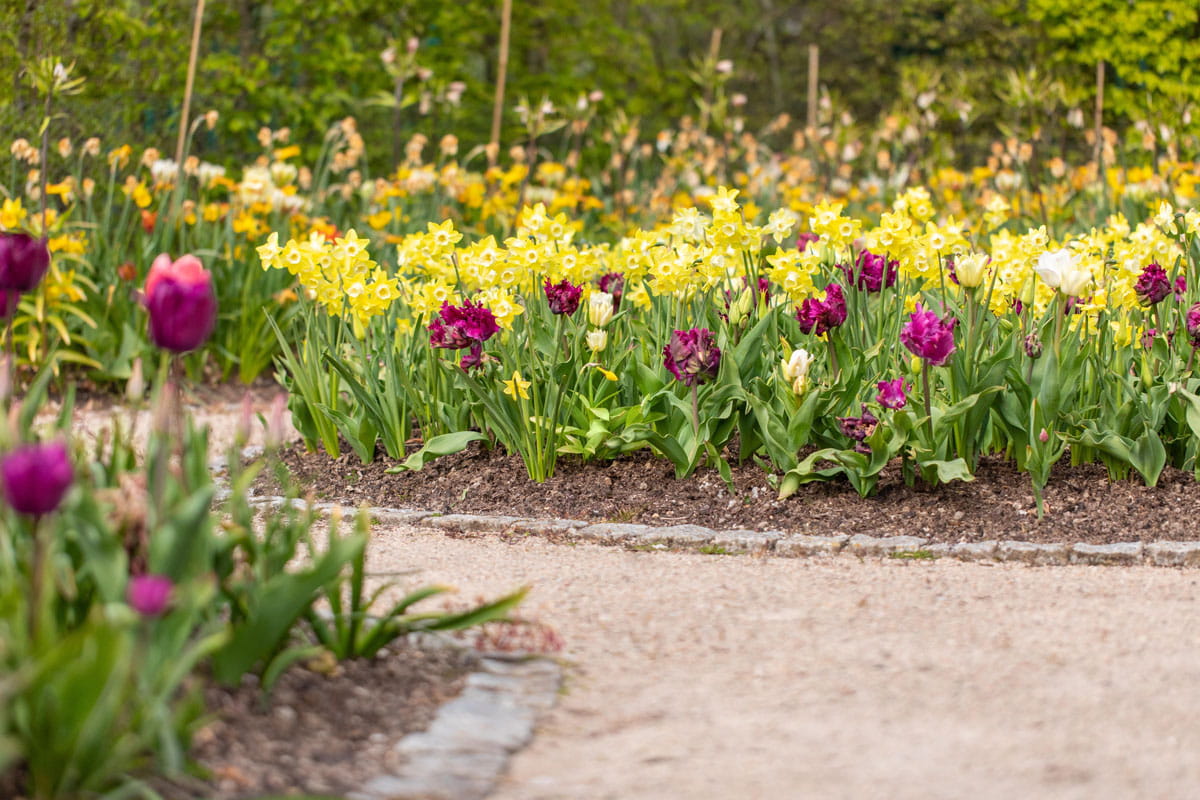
267, 441, 1198, 546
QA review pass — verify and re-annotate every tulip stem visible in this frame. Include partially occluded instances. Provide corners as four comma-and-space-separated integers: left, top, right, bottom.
921, 360, 933, 439
691, 385, 700, 438
28, 515, 45, 647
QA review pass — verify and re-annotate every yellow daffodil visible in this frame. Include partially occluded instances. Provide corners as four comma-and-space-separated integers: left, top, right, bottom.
502, 370, 531, 401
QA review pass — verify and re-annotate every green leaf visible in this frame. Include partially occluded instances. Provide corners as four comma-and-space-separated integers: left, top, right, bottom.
385, 431, 486, 473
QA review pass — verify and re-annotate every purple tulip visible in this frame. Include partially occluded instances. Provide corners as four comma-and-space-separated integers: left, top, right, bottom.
901, 304, 957, 366
598, 272, 624, 310
795, 232, 820, 252
795, 284, 847, 336
844, 250, 898, 293
0, 231, 51, 292
543, 278, 582, 315
144, 254, 217, 353
663, 328, 721, 387
429, 299, 499, 350
1, 440, 72, 517
837, 404, 878, 454
875, 378, 907, 410
1135, 263, 1170, 306
459, 342, 485, 372
127, 574, 173, 617
1188, 303, 1200, 347
1175, 275, 1188, 301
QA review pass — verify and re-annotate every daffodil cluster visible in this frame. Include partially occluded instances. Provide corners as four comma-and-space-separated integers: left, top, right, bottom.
256, 229, 398, 329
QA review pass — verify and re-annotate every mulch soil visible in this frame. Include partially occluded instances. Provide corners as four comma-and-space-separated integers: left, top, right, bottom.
268, 439, 1200, 546
159, 643, 477, 799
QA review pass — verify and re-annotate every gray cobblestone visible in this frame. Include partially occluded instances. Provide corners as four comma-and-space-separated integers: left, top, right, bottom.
709, 529, 783, 554
952, 541, 1000, 562
775, 534, 848, 557
846, 534, 928, 556
1146, 541, 1200, 567
1071, 542, 1144, 565
575, 523, 656, 544
423, 514, 527, 533
996, 541, 1070, 565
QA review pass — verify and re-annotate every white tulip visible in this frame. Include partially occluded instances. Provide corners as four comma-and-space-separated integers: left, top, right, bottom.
1035, 248, 1075, 289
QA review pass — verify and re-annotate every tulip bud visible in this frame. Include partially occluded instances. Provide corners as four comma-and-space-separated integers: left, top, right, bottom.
0, 231, 51, 292
586, 328, 608, 353
127, 574, 173, 617
1038, 429, 1050, 444
143, 254, 217, 353
1023, 334, 1043, 359
126, 358, 145, 402
1, 440, 72, 516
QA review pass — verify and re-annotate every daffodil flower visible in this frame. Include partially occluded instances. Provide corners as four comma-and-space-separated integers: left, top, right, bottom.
502, 370, 531, 400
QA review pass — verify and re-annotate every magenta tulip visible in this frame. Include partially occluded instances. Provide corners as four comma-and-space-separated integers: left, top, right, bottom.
1, 440, 72, 516
144, 254, 217, 352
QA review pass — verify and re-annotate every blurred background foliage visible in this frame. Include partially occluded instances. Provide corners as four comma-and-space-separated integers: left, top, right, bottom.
2, 0, 1199, 167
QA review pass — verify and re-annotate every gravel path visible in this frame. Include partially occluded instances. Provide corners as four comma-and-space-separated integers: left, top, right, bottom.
368, 526, 1200, 800
67, 399, 1200, 798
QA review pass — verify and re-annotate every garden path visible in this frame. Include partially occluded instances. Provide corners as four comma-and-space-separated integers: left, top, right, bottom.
370, 526, 1200, 800
70, 397, 1200, 799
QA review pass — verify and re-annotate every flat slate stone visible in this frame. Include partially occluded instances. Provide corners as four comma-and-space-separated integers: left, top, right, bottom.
423, 514, 526, 533
1146, 541, 1200, 567
775, 534, 848, 557
1070, 542, 1144, 565
846, 534, 928, 556
996, 541, 1070, 565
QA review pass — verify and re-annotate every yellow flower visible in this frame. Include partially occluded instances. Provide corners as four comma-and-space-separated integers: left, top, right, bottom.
502, 370, 531, 401
0, 198, 27, 229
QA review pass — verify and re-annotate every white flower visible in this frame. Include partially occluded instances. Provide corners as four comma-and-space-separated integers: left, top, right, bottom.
1035, 248, 1074, 289
955, 253, 989, 289
781, 347, 815, 394
586, 328, 608, 352
587, 292, 614, 327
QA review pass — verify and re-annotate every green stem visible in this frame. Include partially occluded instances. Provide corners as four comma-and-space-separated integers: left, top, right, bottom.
690, 384, 700, 439
921, 361, 933, 441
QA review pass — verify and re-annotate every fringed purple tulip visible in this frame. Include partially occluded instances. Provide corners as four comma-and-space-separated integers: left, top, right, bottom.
1, 440, 72, 517
663, 328, 721, 387
875, 378, 907, 410
844, 250, 898, 293
428, 299, 499, 350
543, 278, 582, 315
127, 574, 173, 617
144, 254, 217, 353
1135, 263, 1171, 306
837, 405, 878, 454
0, 231, 51, 292
901, 304, 957, 366
795, 284, 847, 336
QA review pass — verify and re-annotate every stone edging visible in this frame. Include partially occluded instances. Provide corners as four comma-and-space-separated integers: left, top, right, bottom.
349, 654, 561, 800
245, 495, 1200, 568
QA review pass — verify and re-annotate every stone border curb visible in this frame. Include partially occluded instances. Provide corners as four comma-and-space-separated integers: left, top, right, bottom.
349, 656, 562, 800
243, 494, 1200, 567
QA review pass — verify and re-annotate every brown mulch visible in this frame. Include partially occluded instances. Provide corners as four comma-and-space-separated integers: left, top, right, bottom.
161, 643, 477, 799
268, 441, 1200, 546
